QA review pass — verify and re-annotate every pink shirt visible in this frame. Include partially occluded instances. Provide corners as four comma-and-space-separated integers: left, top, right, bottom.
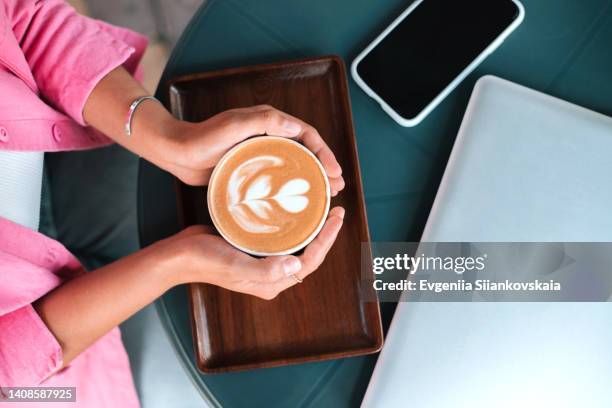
0, 1, 147, 406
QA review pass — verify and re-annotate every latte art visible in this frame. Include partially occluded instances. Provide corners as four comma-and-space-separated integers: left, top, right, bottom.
208, 137, 330, 255
227, 155, 312, 233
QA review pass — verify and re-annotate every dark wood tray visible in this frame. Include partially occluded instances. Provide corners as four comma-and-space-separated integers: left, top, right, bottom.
166, 55, 383, 373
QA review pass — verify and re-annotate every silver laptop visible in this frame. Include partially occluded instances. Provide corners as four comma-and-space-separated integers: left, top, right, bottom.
362, 76, 612, 407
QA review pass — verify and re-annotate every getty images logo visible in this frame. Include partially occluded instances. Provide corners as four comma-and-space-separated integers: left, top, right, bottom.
372, 252, 488, 275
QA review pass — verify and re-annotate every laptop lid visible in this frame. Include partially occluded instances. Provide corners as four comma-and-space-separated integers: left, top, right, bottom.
362, 76, 612, 407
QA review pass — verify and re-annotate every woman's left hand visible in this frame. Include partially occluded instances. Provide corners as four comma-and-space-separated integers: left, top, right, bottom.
161, 105, 345, 195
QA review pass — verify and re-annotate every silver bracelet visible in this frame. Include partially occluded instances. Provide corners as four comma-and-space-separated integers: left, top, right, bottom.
125, 96, 159, 137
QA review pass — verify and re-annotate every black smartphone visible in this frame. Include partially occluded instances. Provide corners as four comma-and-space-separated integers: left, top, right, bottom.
351, 0, 524, 126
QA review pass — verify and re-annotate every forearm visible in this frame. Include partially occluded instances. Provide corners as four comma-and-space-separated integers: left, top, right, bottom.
38, 60, 343, 371
81, 66, 345, 190
33, 241, 179, 366
82, 66, 184, 165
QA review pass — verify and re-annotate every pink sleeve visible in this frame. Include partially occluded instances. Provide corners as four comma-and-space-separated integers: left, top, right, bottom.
0, 220, 82, 386
13, 0, 148, 126
0, 305, 63, 386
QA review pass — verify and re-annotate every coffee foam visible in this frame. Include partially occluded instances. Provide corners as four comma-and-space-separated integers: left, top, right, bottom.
208, 137, 329, 255
227, 155, 312, 233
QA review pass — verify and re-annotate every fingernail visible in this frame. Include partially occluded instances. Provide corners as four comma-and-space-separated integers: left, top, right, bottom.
282, 120, 302, 135
283, 257, 302, 276
336, 208, 346, 219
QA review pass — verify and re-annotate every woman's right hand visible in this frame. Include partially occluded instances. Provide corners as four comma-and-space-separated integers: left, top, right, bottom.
163, 207, 345, 299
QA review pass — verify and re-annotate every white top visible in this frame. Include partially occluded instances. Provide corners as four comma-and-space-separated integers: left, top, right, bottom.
0, 150, 44, 231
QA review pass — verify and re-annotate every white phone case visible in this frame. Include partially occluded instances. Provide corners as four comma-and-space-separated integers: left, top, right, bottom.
351, 0, 525, 127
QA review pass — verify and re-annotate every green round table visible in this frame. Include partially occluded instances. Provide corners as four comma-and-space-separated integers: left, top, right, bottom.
138, 0, 612, 406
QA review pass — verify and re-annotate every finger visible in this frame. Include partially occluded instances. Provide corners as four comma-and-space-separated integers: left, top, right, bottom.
237, 254, 303, 284
329, 176, 345, 195
254, 274, 301, 298
261, 210, 344, 296
219, 106, 343, 183
295, 125, 342, 179
228, 104, 278, 114
235, 208, 345, 299
229, 106, 303, 139
298, 206, 345, 275
246, 207, 344, 295
251, 263, 308, 298
236, 106, 343, 180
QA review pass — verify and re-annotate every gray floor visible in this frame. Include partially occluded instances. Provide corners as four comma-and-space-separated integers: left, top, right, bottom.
66, 0, 203, 93
83, 0, 203, 46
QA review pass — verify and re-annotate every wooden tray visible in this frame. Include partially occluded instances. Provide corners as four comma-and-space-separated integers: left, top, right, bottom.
166, 56, 383, 373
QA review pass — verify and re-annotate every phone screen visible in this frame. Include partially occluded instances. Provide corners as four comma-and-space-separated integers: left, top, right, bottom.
356, 0, 520, 120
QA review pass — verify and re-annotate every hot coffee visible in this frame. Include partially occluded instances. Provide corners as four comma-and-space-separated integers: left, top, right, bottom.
208, 136, 330, 255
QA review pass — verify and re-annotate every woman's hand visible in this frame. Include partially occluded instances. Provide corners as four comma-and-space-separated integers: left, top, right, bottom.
34, 206, 344, 367
82, 67, 344, 194
42, 68, 346, 367
165, 207, 345, 299
164, 105, 345, 195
